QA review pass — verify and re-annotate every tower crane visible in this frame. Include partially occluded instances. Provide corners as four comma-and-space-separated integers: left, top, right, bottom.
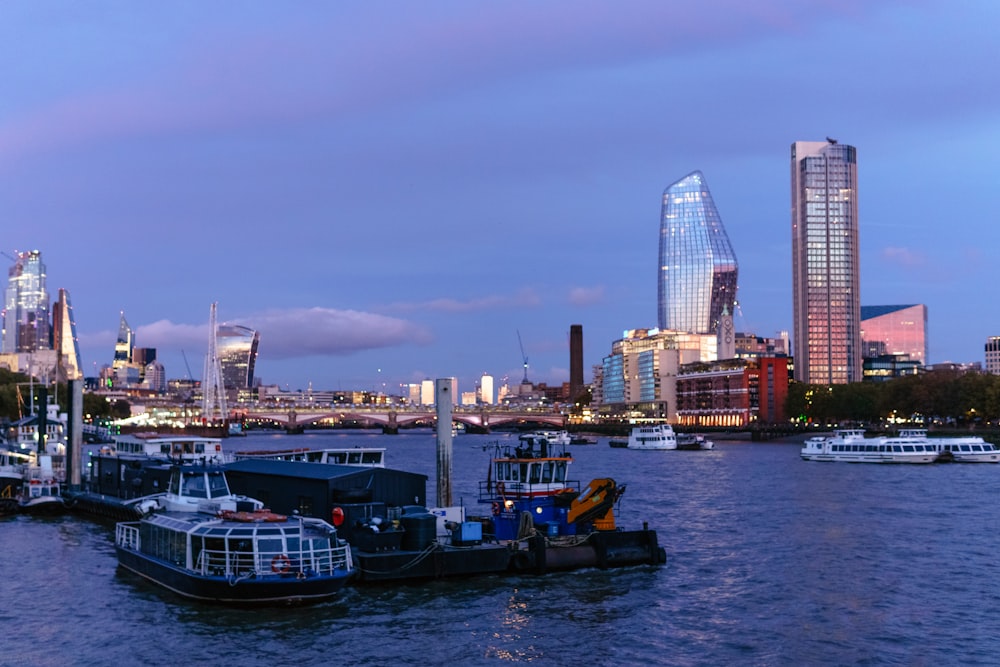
517, 330, 529, 384
181, 349, 193, 380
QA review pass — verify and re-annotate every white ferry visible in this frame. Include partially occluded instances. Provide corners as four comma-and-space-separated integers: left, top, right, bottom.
232, 447, 385, 468
627, 424, 677, 450
800, 429, 938, 463
894, 429, 1000, 463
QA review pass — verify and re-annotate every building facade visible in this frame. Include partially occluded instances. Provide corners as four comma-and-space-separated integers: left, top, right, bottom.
51, 288, 82, 381
860, 304, 927, 366
216, 324, 260, 390
2, 250, 49, 353
791, 140, 861, 384
985, 337, 1000, 375
658, 171, 738, 335
675, 357, 789, 427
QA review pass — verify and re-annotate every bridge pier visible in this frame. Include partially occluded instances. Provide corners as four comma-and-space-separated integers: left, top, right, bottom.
286, 409, 304, 435
383, 412, 399, 435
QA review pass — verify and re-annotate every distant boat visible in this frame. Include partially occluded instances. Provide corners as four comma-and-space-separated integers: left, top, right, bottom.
801, 428, 1000, 464
519, 430, 571, 446
676, 433, 715, 451
627, 424, 677, 451
233, 447, 385, 468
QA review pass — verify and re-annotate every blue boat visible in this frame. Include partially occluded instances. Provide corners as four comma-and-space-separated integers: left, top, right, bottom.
114, 465, 355, 604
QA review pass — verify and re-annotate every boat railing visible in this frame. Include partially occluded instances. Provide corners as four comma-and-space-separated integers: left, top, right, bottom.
194, 543, 352, 578
116, 522, 141, 550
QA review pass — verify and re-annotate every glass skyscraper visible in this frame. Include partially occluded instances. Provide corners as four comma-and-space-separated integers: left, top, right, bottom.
658, 171, 738, 335
2, 250, 49, 353
791, 140, 861, 384
217, 324, 260, 389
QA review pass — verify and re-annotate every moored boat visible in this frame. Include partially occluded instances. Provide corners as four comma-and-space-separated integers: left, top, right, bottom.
800, 429, 938, 463
676, 433, 715, 450
627, 424, 677, 450
894, 429, 1000, 463
114, 464, 355, 604
519, 430, 571, 446
18, 455, 67, 515
233, 447, 385, 467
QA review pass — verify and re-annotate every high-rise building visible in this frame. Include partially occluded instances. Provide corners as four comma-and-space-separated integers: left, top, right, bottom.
216, 324, 260, 389
51, 288, 82, 381
480, 374, 494, 405
658, 171, 738, 335
2, 250, 50, 353
860, 305, 927, 365
112, 312, 133, 370
791, 139, 861, 384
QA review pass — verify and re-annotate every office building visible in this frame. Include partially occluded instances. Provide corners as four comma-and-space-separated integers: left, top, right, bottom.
2, 250, 49, 353
216, 324, 260, 390
986, 337, 1000, 375
480, 374, 494, 405
658, 171, 738, 335
791, 139, 861, 384
113, 312, 133, 370
860, 305, 927, 365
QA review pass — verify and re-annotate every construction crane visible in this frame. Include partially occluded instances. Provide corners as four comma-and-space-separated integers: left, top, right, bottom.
517, 330, 529, 384
181, 349, 194, 380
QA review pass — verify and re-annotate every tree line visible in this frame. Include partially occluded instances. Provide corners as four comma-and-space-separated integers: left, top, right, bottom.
785, 369, 1000, 426
0, 368, 125, 423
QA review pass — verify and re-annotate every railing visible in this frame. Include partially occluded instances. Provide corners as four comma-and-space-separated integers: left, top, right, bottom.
478, 479, 581, 503
116, 522, 141, 550
194, 544, 352, 578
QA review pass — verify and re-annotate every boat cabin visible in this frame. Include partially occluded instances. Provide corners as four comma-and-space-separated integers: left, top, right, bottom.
233, 447, 385, 468
111, 434, 226, 463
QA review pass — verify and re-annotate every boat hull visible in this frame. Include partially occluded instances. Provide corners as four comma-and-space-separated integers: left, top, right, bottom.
19, 496, 68, 515
116, 547, 353, 604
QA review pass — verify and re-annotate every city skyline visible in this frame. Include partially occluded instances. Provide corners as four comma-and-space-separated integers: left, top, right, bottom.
2, 3, 999, 392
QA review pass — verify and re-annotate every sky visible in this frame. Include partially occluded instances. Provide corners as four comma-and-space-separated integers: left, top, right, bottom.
2, 1, 999, 395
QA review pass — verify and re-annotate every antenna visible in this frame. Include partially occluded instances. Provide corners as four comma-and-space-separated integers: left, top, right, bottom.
517, 330, 529, 384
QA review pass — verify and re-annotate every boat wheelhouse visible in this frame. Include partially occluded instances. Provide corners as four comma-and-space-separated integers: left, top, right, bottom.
18, 455, 67, 515
676, 433, 715, 450
627, 424, 677, 450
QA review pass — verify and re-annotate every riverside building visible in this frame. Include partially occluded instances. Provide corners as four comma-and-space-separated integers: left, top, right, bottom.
791, 139, 861, 384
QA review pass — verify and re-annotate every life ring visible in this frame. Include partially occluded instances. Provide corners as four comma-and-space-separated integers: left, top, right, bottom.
271, 554, 291, 573
492, 502, 501, 516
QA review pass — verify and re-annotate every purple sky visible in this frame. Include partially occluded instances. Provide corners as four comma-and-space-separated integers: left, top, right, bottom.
3, 1, 999, 394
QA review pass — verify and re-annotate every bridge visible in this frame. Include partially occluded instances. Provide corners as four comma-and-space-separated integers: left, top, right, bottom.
237, 406, 566, 434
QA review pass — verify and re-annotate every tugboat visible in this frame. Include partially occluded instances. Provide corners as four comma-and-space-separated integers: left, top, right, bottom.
18, 455, 67, 515
114, 464, 355, 604
480, 434, 665, 573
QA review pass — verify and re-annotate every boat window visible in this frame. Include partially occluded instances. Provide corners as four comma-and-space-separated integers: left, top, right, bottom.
509, 464, 519, 481
961, 445, 971, 452
207, 472, 230, 498
257, 537, 283, 563
893, 446, 902, 452
553, 461, 567, 482
362, 452, 383, 465
195, 443, 205, 454
348, 453, 361, 464
541, 462, 553, 484
903, 446, 913, 452
184, 474, 207, 498
529, 464, 541, 484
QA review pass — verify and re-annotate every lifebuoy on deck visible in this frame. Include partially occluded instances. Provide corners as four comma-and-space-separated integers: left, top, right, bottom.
331, 506, 345, 526
271, 554, 291, 573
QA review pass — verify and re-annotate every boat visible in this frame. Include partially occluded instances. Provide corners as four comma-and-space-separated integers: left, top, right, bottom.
114, 464, 355, 604
0, 449, 29, 514
569, 435, 595, 445
519, 430, 571, 446
608, 439, 629, 448
7, 399, 68, 459
479, 433, 665, 572
18, 455, 67, 515
110, 433, 228, 463
893, 429, 1000, 463
800, 429, 938, 463
233, 447, 385, 468
676, 433, 715, 450
626, 424, 677, 450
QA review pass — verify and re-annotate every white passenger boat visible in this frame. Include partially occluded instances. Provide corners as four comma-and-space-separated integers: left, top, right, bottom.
800, 429, 938, 463
894, 429, 1000, 463
676, 433, 714, 451
627, 424, 677, 450
233, 447, 385, 468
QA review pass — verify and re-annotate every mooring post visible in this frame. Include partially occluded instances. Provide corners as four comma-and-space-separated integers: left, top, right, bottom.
435, 379, 453, 507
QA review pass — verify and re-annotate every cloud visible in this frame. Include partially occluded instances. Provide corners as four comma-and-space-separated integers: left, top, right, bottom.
384, 288, 541, 313
131, 308, 431, 361
567, 286, 606, 306
881, 246, 927, 269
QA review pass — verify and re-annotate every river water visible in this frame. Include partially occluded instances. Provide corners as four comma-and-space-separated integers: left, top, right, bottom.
3, 430, 999, 666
